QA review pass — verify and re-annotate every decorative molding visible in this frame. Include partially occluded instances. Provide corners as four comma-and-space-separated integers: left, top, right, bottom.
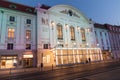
60, 9, 80, 18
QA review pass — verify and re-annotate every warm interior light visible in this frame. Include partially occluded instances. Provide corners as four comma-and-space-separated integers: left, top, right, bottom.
23, 55, 33, 58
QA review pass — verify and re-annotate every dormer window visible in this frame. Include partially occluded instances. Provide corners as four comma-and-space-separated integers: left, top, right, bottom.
26, 8, 32, 12
9, 4, 17, 9
68, 10, 73, 16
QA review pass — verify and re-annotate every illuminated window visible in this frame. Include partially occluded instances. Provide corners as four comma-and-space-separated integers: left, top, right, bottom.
57, 23, 63, 40
26, 30, 31, 39
9, 16, 15, 22
26, 44, 31, 49
26, 19, 31, 24
8, 28, 15, 38
70, 26, 75, 40
7, 43, 13, 50
80, 28, 86, 41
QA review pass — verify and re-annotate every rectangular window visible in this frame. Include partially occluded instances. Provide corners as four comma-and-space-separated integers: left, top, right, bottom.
9, 16, 15, 22
7, 43, 13, 50
44, 44, 48, 49
70, 27, 75, 40
26, 19, 31, 24
26, 44, 31, 49
26, 30, 31, 39
8, 28, 15, 38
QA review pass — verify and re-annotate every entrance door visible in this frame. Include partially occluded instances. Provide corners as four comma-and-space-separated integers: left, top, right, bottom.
23, 58, 33, 68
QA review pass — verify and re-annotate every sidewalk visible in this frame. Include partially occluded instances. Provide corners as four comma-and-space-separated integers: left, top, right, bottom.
0, 59, 118, 76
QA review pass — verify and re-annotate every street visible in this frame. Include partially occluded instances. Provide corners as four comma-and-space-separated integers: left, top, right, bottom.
81, 68, 120, 80
0, 61, 120, 80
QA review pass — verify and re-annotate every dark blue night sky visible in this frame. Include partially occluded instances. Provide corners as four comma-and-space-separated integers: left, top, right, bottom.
8, 0, 120, 25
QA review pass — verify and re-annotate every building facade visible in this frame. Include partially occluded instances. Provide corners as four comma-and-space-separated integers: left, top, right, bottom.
0, 1, 37, 69
106, 24, 120, 59
94, 23, 112, 60
36, 5, 103, 68
2, 1, 120, 69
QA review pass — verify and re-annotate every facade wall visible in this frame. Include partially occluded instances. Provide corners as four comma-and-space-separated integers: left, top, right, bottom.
94, 24, 111, 60
36, 5, 103, 67
0, 7, 37, 69
107, 25, 120, 59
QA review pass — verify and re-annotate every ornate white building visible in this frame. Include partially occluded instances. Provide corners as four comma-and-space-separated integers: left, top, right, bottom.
0, 1, 36, 69
36, 4, 103, 67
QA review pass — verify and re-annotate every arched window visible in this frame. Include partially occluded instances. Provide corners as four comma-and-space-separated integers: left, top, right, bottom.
80, 28, 86, 41
57, 23, 63, 40
70, 26, 75, 40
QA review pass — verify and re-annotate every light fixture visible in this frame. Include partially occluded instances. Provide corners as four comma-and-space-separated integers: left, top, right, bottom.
65, 24, 68, 28
97, 43, 99, 47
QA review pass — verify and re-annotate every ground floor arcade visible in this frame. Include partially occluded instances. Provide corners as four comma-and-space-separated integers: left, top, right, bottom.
37, 48, 103, 67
